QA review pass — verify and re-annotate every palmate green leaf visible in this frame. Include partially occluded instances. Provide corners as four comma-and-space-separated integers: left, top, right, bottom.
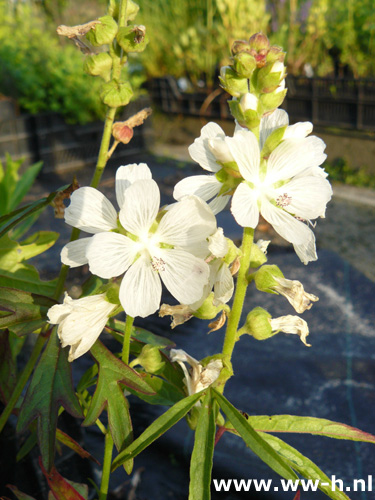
16, 330, 83, 472
212, 390, 298, 481
261, 433, 351, 500
189, 390, 216, 500
249, 415, 375, 444
83, 341, 154, 459
0, 287, 56, 336
112, 391, 203, 471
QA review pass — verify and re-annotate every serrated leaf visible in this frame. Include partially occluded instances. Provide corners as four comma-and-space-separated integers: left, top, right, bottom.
189, 390, 216, 500
0, 330, 17, 403
56, 429, 99, 465
39, 458, 87, 500
83, 341, 154, 456
17, 330, 83, 471
249, 415, 375, 444
212, 390, 298, 481
0, 287, 56, 336
112, 391, 203, 471
261, 433, 351, 500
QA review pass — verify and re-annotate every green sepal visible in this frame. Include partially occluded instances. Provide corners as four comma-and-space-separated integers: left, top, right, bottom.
253, 264, 284, 293
243, 306, 275, 340
212, 389, 299, 480
84, 53, 113, 81
189, 390, 216, 500
228, 100, 260, 130
249, 243, 268, 268
85, 15, 118, 47
16, 329, 83, 472
233, 52, 256, 78
100, 80, 133, 107
0, 287, 56, 336
116, 26, 149, 53
219, 68, 248, 98
133, 344, 165, 374
261, 125, 287, 159
108, 0, 139, 22
224, 238, 241, 265
257, 67, 282, 94
260, 88, 287, 113
195, 293, 228, 320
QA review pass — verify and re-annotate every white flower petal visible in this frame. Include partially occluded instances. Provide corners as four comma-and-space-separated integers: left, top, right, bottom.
259, 109, 289, 149
208, 194, 230, 215
225, 130, 260, 182
119, 179, 160, 236
261, 199, 317, 263
86, 232, 137, 279
115, 163, 152, 209
208, 228, 228, 258
231, 182, 260, 228
267, 136, 327, 184
157, 196, 216, 248
188, 122, 226, 172
61, 237, 91, 267
277, 176, 332, 220
213, 263, 234, 305
283, 122, 313, 140
120, 255, 162, 318
207, 138, 234, 164
173, 175, 221, 202
65, 187, 117, 233
159, 249, 209, 305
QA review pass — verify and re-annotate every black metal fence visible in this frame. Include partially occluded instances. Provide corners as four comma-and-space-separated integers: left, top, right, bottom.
148, 76, 375, 131
0, 98, 151, 173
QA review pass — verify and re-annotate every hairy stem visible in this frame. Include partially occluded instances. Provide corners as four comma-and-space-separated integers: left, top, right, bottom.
220, 227, 254, 387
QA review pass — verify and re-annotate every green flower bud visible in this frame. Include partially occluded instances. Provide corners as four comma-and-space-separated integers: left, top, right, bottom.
266, 46, 286, 64
228, 99, 260, 130
100, 80, 133, 107
195, 293, 228, 320
231, 39, 250, 56
84, 53, 113, 81
86, 15, 118, 47
135, 344, 165, 374
233, 51, 257, 78
253, 264, 284, 293
117, 25, 149, 53
108, 0, 139, 22
249, 32, 270, 53
244, 307, 275, 340
219, 66, 248, 98
249, 243, 268, 268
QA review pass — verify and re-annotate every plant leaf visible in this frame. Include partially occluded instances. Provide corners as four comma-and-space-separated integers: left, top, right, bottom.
127, 372, 185, 406
212, 390, 298, 481
189, 390, 216, 500
83, 341, 154, 457
0, 330, 17, 404
16, 329, 83, 471
5, 485, 37, 500
112, 391, 203, 471
16, 231, 60, 260
248, 415, 375, 444
260, 433, 351, 500
106, 318, 174, 348
11, 162, 43, 211
39, 458, 88, 500
0, 287, 56, 336
56, 429, 100, 465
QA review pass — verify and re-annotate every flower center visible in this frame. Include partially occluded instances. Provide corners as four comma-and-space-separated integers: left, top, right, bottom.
276, 193, 292, 208
151, 257, 166, 273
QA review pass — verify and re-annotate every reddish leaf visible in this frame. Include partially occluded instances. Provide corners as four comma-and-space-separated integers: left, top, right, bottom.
4, 485, 37, 500
56, 429, 100, 465
16, 330, 83, 471
39, 458, 87, 500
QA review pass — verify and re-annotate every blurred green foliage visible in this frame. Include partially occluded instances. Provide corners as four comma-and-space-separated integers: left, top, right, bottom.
325, 158, 375, 188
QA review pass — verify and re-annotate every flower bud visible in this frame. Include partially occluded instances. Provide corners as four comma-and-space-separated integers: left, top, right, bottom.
85, 15, 118, 47
84, 53, 113, 81
228, 99, 260, 130
248, 32, 270, 68
112, 123, 134, 144
134, 344, 165, 374
260, 88, 287, 113
233, 51, 257, 78
252, 264, 284, 292
239, 93, 258, 113
108, 0, 139, 22
219, 66, 248, 98
231, 39, 250, 55
243, 307, 274, 340
100, 80, 133, 107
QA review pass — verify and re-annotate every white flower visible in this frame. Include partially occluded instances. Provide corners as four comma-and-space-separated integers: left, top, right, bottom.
227, 111, 332, 263
173, 122, 232, 214
170, 349, 222, 396
239, 93, 258, 112
273, 276, 319, 313
63, 174, 216, 318
61, 163, 152, 268
270, 315, 311, 346
47, 293, 116, 361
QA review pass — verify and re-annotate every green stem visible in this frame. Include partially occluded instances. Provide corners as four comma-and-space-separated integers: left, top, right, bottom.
220, 227, 254, 383
0, 332, 47, 433
122, 315, 134, 364
99, 431, 114, 500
